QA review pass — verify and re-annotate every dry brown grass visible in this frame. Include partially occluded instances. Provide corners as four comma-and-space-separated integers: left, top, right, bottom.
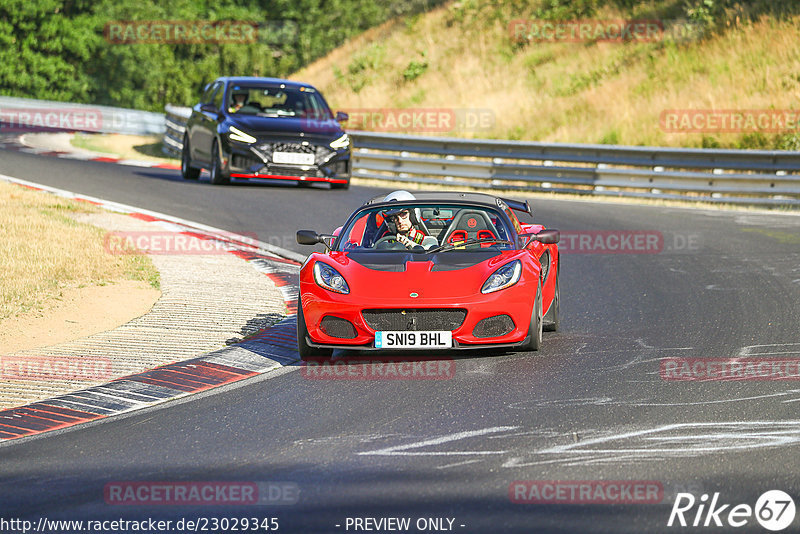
292, 2, 800, 148
0, 182, 159, 321
71, 133, 176, 162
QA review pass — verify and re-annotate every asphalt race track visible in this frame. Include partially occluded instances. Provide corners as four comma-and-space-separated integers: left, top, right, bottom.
2, 147, 800, 533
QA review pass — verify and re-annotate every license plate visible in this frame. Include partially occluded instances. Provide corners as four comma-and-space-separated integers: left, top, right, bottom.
375, 331, 452, 349
272, 151, 314, 165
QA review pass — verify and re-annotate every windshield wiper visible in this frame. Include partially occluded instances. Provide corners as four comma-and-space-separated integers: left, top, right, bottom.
257, 111, 295, 118
425, 238, 513, 254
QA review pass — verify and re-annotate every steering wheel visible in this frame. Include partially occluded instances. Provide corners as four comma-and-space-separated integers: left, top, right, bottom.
373, 235, 407, 250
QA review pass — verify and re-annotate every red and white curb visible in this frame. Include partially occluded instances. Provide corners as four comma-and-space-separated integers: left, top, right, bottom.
0, 133, 182, 170
0, 174, 304, 442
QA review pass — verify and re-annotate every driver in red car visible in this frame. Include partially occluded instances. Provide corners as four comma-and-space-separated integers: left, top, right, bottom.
381, 190, 427, 249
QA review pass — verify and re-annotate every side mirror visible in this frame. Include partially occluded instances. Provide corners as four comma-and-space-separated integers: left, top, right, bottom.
335, 111, 349, 122
530, 229, 560, 244
200, 103, 218, 115
297, 230, 336, 249
297, 230, 322, 245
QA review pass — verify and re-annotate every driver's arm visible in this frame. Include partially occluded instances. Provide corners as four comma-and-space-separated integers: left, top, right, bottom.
396, 233, 414, 248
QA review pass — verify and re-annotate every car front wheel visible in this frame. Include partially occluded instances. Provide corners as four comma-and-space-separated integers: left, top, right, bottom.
209, 139, 230, 185
181, 135, 200, 180
524, 280, 543, 351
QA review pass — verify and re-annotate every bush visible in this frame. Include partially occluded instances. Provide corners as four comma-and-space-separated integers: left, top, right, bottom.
402, 59, 428, 82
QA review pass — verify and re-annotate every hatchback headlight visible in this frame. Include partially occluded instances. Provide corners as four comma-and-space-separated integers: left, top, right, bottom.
229, 126, 256, 144
330, 133, 350, 149
481, 260, 522, 294
313, 262, 350, 294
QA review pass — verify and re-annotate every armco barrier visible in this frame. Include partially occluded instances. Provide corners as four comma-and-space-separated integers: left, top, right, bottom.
0, 96, 165, 136
164, 105, 800, 206
164, 104, 192, 157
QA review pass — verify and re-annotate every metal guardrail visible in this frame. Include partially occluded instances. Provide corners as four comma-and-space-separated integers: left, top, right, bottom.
0, 96, 166, 136
164, 105, 800, 206
163, 104, 192, 157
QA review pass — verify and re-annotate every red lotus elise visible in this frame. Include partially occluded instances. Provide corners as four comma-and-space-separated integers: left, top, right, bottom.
295, 191, 560, 357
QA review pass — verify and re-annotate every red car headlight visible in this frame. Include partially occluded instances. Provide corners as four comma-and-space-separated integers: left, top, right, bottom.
313, 261, 350, 294
481, 260, 522, 294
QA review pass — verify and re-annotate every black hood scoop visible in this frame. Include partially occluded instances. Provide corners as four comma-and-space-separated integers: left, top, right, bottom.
431, 250, 500, 271
345, 251, 500, 272
345, 252, 409, 272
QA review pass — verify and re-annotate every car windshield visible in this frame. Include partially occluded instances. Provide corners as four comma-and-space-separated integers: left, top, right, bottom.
226, 84, 332, 119
336, 204, 515, 252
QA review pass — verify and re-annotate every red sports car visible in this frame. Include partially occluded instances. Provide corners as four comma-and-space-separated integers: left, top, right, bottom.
295, 191, 560, 357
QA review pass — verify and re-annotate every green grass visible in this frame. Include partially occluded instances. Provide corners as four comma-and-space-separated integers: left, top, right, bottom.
294, 0, 800, 149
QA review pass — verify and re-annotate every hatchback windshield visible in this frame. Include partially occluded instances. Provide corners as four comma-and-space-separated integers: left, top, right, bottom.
336, 204, 515, 252
227, 84, 332, 119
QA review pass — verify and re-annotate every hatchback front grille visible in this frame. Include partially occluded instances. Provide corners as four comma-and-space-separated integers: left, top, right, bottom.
362, 309, 467, 332
258, 142, 315, 154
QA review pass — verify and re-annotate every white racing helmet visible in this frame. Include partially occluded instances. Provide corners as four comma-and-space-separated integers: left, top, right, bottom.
382, 190, 416, 215
382, 190, 427, 235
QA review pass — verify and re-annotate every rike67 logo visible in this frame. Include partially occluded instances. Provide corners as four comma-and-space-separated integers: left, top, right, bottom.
668, 490, 796, 531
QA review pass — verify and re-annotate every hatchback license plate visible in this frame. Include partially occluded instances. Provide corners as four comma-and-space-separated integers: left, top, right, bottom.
375, 331, 452, 349
273, 151, 314, 165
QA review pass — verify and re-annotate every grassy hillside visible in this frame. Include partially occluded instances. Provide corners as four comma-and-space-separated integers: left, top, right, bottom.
0, 0, 447, 112
294, 0, 800, 149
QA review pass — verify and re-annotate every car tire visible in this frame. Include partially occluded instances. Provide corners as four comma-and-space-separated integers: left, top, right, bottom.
524, 280, 543, 351
209, 139, 230, 185
297, 304, 332, 359
543, 263, 560, 332
181, 135, 200, 180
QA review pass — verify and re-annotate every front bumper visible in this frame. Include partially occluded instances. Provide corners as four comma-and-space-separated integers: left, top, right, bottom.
226, 139, 350, 183
304, 337, 532, 352
299, 277, 537, 350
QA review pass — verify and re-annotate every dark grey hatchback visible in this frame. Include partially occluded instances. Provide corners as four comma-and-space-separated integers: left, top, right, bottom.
181, 76, 351, 188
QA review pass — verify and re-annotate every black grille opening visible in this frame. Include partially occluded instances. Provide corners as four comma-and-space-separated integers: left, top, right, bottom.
319, 316, 357, 339
259, 142, 315, 154
267, 165, 321, 178
232, 154, 263, 169
362, 309, 467, 332
473, 314, 515, 338
328, 159, 349, 175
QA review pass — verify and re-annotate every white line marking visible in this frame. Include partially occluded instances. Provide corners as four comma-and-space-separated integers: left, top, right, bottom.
738, 342, 800, 356
436, 459, 483, 470
358, 426, 518, 456
538, 421, 800, 455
